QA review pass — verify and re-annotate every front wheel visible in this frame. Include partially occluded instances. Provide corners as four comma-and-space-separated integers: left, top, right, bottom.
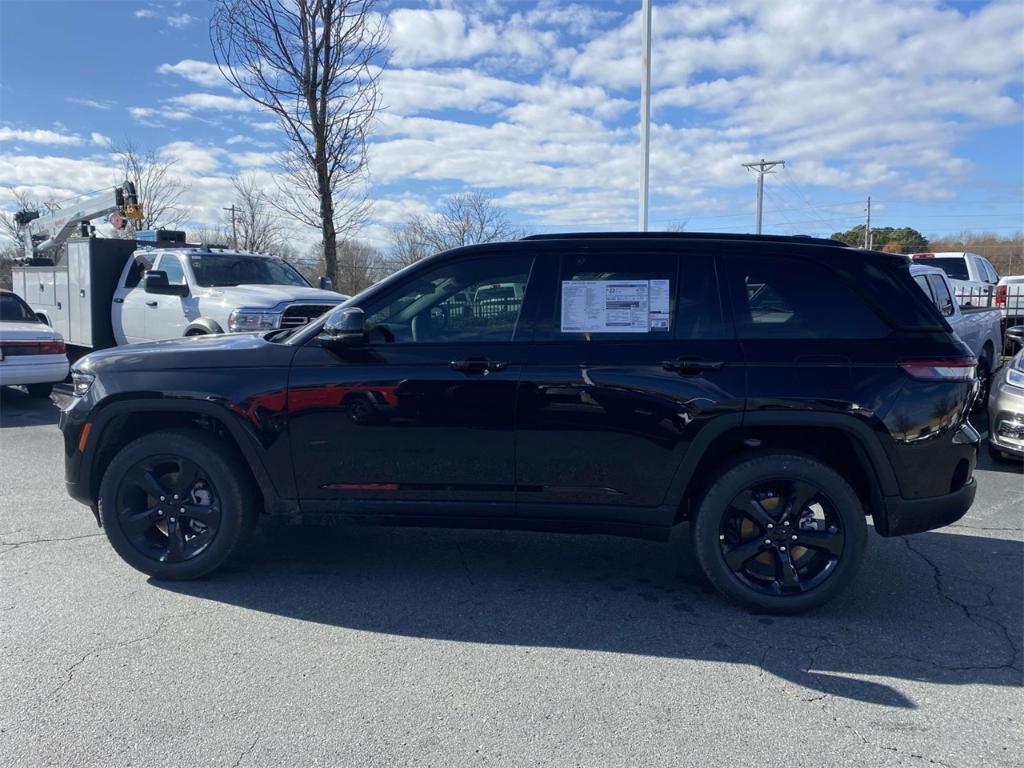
692, 453, 867, 614
25, 383, 53, 398
98, 428, 258, 579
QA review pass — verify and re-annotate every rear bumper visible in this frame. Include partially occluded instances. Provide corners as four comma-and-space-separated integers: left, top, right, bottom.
0, 356, 69, 386
879, 477, 976, 536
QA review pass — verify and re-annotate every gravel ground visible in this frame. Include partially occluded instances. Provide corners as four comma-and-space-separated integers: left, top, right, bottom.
1, 388, 1021, 767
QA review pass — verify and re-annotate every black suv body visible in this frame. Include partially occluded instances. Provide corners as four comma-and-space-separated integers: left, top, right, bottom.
61, 233, 981, 612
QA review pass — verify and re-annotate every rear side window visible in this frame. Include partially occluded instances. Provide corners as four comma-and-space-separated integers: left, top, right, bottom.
725, 254, 889, 339
124, 254, 155, 288
926, 274, 955, 317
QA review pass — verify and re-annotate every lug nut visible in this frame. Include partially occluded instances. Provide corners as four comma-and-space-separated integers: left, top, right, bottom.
783, 520, 790, 526
179, 507, 185, 513
791, 535, 798, 541
173, 494, 179, 500
169, 517, 176, 523
780, 546, 787, 552
159, 496, 165, 501
764, 539, 771, 545
767, 523, 774, 529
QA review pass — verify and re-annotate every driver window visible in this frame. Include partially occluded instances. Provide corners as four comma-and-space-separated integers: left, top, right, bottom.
364, 256, 534, 343
124, 254, 155, 288
156, 254, 186, 285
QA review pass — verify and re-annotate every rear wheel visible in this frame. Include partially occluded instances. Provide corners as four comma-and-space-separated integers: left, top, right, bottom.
98, 429, 258, 579
25, 383, 53, 398
973, 355, 991, 412
692, 453, 867, 613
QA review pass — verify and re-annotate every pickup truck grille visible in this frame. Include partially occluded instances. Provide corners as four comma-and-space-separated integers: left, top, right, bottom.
281, 304, 336, 328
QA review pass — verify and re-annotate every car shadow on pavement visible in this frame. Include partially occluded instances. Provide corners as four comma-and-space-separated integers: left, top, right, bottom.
0, 388, 60, 428
154, 522, 1023, 709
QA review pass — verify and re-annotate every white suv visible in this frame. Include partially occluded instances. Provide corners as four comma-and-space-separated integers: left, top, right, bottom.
111, 247, 347, 345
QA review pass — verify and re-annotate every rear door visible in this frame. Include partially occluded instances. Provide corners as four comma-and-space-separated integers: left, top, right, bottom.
720, 250, 895, 415
112, 252, 153, 344
513, 245, 744, 522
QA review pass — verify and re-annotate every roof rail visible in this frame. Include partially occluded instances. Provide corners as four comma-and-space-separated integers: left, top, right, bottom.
521, 231, 848, 247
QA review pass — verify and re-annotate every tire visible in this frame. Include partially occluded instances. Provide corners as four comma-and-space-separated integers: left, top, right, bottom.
25, 383, 53, 398
691, 452, 867, 614
987, 441, 1015, 463
98, 428, 258, 579
973, 355, 991, 413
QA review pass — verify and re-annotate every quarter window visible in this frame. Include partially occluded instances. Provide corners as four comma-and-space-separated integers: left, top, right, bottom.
726, 255, 888, 339
926, 274, 955, 317
362, 256, 534, 344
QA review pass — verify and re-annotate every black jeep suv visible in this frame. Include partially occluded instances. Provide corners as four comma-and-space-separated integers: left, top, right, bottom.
61, 233, 981, 612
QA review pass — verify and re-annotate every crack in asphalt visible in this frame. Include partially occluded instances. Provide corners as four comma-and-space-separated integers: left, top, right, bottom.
902, 537, 1021, 672
0, 532, 104, 556
231, 734, 260, 768
46, 610, 209, 702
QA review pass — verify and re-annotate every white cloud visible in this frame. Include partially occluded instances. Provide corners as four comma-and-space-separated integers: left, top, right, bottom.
90, 132, 112, 147
166, 13, 195, 29
166, 93, 257, 112
65, 97, 116, 110
157, 60, 228, 88
134, 7, 196, 28
159, 141, 223, 174
134, 9, 157, 19
0, 128, 83, 146
389, 9, 498, 66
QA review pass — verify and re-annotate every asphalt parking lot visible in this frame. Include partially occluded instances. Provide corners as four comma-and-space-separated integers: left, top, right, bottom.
1, 388, 1021, 768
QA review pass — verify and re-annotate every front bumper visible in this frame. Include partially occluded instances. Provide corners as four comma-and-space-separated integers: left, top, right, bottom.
988, 378, 1024, 457
881, 478, 976, 536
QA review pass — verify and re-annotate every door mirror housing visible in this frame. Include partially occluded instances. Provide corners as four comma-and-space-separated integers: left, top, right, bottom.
144, 270, 189, 297
319, 275, 334, 291
319, 306, 366, 346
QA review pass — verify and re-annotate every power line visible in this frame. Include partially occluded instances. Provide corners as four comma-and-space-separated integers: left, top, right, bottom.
741, 158, 785, 234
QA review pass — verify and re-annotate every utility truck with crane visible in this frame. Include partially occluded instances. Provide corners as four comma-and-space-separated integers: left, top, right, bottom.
12, 182, 346, 353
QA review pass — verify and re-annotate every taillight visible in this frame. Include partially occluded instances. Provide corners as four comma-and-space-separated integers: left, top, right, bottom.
898, 358, 977, 381
0, 340, 66, 355
995, 285, 1007, 306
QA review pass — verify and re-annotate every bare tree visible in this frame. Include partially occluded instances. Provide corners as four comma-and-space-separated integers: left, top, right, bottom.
387, 192, 526, 268
211, 0, 387, 286
112, 139, 189, 231
187, 225, 233, 248
225, 173, 287, 252
305, 238, 384, 293
0, 188, 62, 253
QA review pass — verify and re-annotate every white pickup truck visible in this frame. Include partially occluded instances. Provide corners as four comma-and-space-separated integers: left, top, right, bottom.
911, 263, 1003, 395
910, 251, 1000, 307
13, 237, 347, 350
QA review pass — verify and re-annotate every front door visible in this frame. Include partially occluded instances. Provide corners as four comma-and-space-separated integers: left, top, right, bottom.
144, 253, 191, 340
513, 247, 745, 521
288, 253, 536, 514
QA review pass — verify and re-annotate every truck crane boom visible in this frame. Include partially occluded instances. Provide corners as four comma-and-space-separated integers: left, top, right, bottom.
16, 181, 143, 259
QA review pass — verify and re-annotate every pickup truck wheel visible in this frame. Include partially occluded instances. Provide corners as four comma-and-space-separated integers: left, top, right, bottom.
98, 429, 257, 579
25, 383, 53, 398
692, 453, 867, 614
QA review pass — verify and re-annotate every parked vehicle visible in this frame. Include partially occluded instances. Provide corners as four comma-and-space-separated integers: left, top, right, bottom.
910, 251, 1000, 307
995, 276, 1024, 346
62, 232, 981, 613
13, 237, 346, 350
987, 326, 1024, 462
910, 264, 1002, 403
0, 290, 69, 398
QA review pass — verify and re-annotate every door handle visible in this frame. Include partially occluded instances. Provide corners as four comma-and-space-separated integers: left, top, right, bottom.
662, 358, 725, 374
113, 298, 124, 304
145, 300, 158, 307
79, 289, 86, 298
450, 358, 508, 374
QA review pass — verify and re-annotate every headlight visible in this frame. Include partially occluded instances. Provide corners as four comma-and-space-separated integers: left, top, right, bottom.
1007, 367, 1024, 390
71, 371, 95, 397
228, 309, 282, 332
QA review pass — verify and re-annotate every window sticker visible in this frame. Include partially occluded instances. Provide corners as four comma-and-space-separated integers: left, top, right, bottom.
561, 279, 671, 333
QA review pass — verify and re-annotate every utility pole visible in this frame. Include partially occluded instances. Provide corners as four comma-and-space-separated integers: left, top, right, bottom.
741, 158, 784, 234
864, 196, 872, 249
638, 0, 652, 232
223, 204, 237, 248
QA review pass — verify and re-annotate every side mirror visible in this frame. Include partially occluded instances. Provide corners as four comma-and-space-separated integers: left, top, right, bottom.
319, 306, 366, 346
144, 270, 189, 297
34, 311, 50, 326
1006, 325, 1024, 345
319, 275, 334, 291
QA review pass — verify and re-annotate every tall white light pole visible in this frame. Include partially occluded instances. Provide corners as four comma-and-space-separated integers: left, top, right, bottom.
639, 0, 652, 232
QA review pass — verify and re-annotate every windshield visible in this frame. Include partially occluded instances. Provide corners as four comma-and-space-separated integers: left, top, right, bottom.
0, 293, 38, 323
931, 257, 969, 281
188, 254, 309, 288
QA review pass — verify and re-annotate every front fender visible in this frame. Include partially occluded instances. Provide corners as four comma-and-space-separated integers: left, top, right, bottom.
185, 318, 225, 335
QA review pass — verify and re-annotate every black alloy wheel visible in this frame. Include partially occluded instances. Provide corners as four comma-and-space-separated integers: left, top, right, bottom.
99, 429, 257, 579
719, 481, 844, 596
115, 455, 221, 564
692, 453, 867, 613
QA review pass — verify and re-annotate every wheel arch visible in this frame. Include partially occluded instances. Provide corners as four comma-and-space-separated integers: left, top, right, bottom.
184, 318, 224, 336
84, 400, 281, 517
668, 413, 897, 533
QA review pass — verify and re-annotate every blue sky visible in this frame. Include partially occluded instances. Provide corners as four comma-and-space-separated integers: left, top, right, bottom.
1, 0, 1022, 250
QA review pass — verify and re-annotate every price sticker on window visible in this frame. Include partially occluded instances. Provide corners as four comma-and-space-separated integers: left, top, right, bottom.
561, 279, 670, 333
